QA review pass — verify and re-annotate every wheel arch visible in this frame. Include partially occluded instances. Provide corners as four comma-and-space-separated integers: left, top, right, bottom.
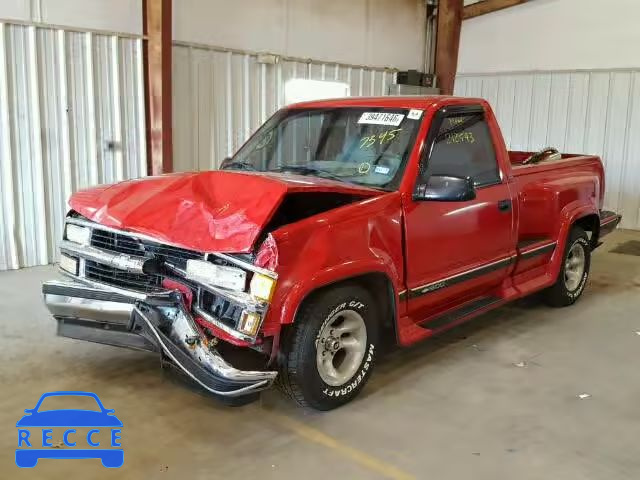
289, 271, 399, 346
550, 204, 599, 281
573, 213, 600, 249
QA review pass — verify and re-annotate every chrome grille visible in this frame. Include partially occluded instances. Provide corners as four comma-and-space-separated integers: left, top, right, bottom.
84, 260, 163, 293
85, 228, 202, 293
78, 224, 248, 329
90, 229, 202, 267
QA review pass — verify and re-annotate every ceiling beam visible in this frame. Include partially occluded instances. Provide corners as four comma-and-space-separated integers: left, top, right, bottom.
463, 0, 529, 20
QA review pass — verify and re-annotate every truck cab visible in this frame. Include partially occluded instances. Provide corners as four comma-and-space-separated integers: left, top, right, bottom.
42, 96, 621, 410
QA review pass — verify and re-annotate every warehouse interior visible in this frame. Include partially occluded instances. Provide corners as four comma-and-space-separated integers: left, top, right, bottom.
1, 0, 639, 478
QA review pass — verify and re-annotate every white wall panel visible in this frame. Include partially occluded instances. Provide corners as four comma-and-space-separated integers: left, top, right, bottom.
547, 74, 570, 152
583, 73, 609, 159
495, 76, 515, 142
173, 43, 396, 173
0, 0, 142, 35
0, 21, 145, 270
459, 0, 640, 74
509, 75, 533, 151
528, 73, 551, 151
564, 73, 589, 153
173, 0, 426, 71
622, 73, 640, 230
0, 0, 31, 22
456, 70, 640, 230
41, 0, 141, 35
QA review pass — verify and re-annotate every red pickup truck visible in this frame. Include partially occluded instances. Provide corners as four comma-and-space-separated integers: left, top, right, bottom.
43, 96, 621, 410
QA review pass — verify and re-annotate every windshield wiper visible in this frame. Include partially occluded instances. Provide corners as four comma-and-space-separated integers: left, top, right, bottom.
269, 165, 351, 184
221, 161, 257, 171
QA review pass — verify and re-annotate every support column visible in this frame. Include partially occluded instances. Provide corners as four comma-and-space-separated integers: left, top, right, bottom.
143, 0, 172, 175
435, 0, 463, 96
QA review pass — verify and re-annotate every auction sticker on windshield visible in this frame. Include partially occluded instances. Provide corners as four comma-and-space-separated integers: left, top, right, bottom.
358, 112, 404, 126
407, 109, 423, 120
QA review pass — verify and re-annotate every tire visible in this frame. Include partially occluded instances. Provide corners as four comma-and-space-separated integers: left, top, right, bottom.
278, 284, 379, 410
543, 226, 591, 307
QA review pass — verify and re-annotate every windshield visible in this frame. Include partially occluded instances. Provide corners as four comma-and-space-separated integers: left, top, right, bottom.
224, 107, 423, 189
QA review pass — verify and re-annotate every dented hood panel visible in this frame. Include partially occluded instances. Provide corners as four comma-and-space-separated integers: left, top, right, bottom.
69, 170, 379, 253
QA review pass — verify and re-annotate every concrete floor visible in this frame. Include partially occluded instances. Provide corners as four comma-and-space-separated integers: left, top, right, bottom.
1, 229, 640, 479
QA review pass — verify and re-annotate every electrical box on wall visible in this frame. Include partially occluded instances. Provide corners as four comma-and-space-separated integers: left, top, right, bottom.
388, 84, 439, 96
390, 69, 439, 95
396, 70, 436, 88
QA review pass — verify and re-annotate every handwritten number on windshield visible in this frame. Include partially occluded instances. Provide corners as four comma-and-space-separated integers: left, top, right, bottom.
445, 131, 475, 144
359, 128, 402, 149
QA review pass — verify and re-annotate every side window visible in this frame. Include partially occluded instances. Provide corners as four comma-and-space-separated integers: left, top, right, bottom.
422, 112, 500, 187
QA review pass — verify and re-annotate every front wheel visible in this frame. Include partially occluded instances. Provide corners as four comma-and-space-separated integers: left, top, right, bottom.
278, 285, 379, 410
543, 226, 591, 307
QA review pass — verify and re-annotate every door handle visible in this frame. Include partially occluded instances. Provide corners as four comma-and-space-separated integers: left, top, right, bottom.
497, 199, 512, 212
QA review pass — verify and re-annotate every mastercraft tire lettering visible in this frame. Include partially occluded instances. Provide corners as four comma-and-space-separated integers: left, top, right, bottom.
323, 344, 375, 397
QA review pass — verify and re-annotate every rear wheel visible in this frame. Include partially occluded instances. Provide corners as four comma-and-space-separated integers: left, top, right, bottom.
278, 285, 379, 410
544, 226, 591, 307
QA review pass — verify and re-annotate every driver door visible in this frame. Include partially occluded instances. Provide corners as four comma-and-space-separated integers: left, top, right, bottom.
404, 105, 516, 324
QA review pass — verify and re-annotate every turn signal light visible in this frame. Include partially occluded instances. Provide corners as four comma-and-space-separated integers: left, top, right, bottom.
238, 311, 262, 337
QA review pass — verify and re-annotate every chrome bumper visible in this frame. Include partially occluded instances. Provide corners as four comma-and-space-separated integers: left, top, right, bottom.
43, 280, 277, 398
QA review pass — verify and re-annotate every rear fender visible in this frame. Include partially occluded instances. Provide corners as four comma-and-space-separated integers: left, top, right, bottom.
550, 202, 599, 280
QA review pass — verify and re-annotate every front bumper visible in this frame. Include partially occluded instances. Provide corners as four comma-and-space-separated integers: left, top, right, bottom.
43, 280, 277, 398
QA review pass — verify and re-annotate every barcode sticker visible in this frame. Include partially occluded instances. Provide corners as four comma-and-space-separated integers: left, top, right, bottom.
358, 112, 405, 126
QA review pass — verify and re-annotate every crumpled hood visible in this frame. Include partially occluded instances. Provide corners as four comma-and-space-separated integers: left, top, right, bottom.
69, 170, 379, 253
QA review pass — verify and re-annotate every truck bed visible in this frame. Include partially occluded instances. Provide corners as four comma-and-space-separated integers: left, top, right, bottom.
508, 150, 605, 243
509, 150, 599, 169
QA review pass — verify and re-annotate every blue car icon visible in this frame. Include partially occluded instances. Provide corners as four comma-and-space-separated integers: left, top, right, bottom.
16, 391, 123, 468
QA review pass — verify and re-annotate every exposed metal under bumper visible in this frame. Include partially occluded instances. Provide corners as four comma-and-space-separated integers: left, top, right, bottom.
44, 280, 137, 325
57, 318, 157, 352
42, 280, 277, 398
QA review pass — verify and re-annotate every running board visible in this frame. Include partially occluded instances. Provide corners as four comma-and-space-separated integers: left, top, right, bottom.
419, 296, 502, 331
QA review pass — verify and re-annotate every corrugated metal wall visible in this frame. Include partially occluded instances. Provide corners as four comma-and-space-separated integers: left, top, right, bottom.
456, 71, 640, 230
0, 20, 146, 271
172, 42, 397, 172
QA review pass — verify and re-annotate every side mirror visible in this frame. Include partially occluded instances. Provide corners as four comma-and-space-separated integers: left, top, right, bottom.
220, 157, 233, 169
413, 175, 476, 202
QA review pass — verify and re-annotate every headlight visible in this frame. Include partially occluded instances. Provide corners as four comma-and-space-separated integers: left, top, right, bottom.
186, 259, 246, 292
65, 224, 91, 246
238, 311, 262, 336
249, 273, 276, 302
